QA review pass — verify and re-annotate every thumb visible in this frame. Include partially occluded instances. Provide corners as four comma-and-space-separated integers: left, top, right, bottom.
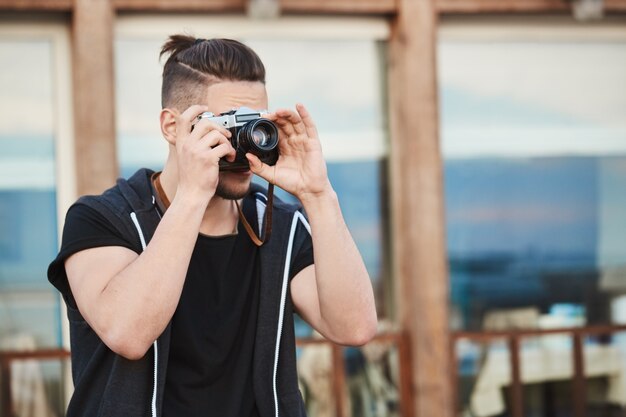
246, 154, 274, 183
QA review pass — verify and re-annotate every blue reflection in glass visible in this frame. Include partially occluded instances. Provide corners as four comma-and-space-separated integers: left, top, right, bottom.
446, 156, 626, 329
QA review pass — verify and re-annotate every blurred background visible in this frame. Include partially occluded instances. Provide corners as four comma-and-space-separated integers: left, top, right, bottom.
0, 0, 625, 416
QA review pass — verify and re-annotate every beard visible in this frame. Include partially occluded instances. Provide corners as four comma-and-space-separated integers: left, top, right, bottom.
214, 172, 252, 200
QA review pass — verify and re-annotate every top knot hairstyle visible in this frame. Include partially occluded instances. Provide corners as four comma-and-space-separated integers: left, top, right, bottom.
159, 35, 266, 110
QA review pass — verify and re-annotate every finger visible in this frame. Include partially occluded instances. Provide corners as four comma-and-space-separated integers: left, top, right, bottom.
198, 131, 232, 150
177, 105, 209, 133
191, 119, 232, 140
296, 103, 319, 139
246, 154, 274, 181
275, 108, 307, 136
211, 142, 237, 163
271, 115, 296, 138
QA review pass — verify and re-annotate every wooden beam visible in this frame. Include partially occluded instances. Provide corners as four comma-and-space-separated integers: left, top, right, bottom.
280, 0, 396, 15
437, 0, 569, 13
3, 0, 625, 15
437, 0, 626, 14
605, 0, 626, 11
98, 0, 626, 15
387, 0, 452, 416
0, 0, 72, 11
72, 0, 118, 195
113, 0, 395, 13
113, 0, 244, 12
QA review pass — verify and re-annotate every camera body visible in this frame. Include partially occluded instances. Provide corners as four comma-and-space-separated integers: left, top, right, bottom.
196, 107, 279, 171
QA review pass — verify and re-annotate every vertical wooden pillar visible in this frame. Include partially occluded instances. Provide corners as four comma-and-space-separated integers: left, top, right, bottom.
508, 336, 524, 417
572, 333, 587, 417
387, 0, 451, 416
72, 0, 117, 196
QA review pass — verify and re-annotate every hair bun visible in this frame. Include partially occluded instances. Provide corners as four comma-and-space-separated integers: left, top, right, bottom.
159, 34, 198, 61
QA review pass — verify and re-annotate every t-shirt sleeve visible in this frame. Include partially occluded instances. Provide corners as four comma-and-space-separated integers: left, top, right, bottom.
57, 203, 135, 260
289, 220, 314, 279
47, 203, 137, 305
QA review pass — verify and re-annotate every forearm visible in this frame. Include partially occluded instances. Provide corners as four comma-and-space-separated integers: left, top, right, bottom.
94, 193, 206, 358
300, 188, 378, 344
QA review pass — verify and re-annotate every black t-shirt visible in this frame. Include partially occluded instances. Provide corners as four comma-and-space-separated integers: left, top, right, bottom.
56, 195, 314, 417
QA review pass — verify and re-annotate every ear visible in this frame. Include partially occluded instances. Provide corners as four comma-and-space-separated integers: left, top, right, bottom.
160, 108, 178, 146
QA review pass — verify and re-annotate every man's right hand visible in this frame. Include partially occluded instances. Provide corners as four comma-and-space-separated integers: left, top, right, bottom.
174, 105, 235, 204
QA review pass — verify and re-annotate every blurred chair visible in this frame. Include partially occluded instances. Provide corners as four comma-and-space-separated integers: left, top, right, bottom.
482, 307, 540, 331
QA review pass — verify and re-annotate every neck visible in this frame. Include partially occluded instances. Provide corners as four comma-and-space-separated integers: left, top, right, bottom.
159, 162, 239, 236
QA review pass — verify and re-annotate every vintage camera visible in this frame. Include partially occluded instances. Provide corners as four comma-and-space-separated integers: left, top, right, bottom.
196, 107, 279, 171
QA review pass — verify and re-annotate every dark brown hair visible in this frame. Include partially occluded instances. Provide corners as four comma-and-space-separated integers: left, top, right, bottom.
159, 34, 266, 110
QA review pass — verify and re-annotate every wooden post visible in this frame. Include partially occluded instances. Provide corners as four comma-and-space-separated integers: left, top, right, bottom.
72, 0, 118, 196
331, 344, 347, 417
449, 336, 459, 416
398, 332, 416, 417
1, 356, 13, 417
387, 0, 451, 416
572, 333, 587, 417
508, 336, 524, 417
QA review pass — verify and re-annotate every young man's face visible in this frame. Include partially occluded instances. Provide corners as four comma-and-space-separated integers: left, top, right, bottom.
204, 80, 269, 200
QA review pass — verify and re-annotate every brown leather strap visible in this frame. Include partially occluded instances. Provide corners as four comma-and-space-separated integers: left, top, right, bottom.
151, 172, 171, 209
236, 183, 274, 247
153, 171, 273, 246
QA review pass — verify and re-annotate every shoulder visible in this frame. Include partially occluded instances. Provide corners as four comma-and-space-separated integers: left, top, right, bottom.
60, 200, 138, 257
76, 168, 155, 226
62, 201, 116, 238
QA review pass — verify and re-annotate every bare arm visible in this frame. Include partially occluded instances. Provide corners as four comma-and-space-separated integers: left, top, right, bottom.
291, 190, 377, 346
66, 196, 207, 359
65, 105, 236, 360
247, 104, 377, 346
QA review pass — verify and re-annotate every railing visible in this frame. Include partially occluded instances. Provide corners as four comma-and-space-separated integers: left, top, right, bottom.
0, 348, 71, 417
451, 324, 626, 417
0, 332, 411, 417
296, 332, 413, 417
9, 328, 626, 417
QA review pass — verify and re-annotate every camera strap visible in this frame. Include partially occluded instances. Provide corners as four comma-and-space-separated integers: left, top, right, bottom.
152, 171, 273, 246
236, 183, 274, 246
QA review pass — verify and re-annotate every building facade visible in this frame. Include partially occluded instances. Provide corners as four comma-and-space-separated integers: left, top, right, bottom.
1, 1, 626, 416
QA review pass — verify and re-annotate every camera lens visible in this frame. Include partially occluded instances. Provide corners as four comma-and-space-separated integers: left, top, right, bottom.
239, 119, 278, 152
252, 126, 273, 147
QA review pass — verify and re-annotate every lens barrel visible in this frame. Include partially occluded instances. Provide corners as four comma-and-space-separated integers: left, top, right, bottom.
238, 118, 279, 153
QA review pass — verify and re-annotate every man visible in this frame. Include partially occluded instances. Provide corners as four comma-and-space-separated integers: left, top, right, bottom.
48, 35, 377, 417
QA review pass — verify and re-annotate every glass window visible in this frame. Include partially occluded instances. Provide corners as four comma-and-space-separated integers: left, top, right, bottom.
439, 22, 626, 330
0, 21, 72, 416
440, 20, 626, 415
0, 38, 60, 349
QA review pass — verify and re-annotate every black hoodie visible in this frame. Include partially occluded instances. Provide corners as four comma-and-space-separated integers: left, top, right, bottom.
48, 169, 309, 417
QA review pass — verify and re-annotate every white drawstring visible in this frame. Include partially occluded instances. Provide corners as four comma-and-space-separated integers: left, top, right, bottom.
130, 212, 159, 417
272, 211, 310, 417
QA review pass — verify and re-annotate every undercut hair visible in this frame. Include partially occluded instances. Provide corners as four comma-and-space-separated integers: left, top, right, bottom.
159, 34, 266, 110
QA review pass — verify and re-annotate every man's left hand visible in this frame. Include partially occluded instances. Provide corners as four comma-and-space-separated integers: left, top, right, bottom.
246, 103, 332, 201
